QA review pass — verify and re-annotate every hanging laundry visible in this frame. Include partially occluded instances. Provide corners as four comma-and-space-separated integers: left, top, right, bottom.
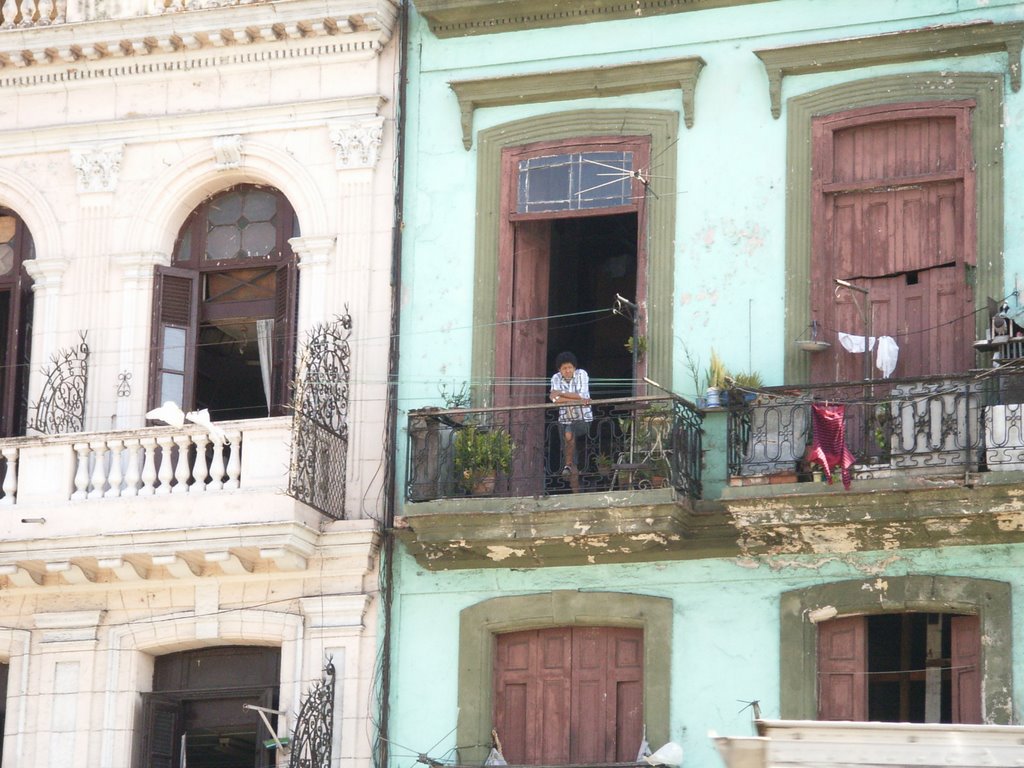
807, 403, 855, 490
837, 332, 900, 378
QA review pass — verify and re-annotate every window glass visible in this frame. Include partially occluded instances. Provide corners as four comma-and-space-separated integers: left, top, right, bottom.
162, 326, 186, 371
517, 151, 634, 213
205, 188, 279, 261
160, 372, 184, 407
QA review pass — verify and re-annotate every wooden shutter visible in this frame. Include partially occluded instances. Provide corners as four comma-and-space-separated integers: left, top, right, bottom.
494, 628, 572, 765
811, 105, 974, 382
951, 613, 982, 724
817, 615, 866, 721
149, 266, 199, 412
571, 627, 643, 763
140, 695, 182, 768
270, 262, 297, 416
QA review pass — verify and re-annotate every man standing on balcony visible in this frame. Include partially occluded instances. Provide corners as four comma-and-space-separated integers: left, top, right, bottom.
550, 351, 593, 491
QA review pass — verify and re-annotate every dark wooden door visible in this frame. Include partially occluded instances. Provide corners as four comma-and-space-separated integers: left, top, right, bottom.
811, 104, 975, 383
817, 615, 867, 721
950, 613, 982, 724
496, 220, 551, 494
494, 626, 643, 765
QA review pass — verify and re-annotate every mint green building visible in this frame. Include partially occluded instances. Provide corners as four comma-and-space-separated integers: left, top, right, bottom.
389, 2, 1024, 767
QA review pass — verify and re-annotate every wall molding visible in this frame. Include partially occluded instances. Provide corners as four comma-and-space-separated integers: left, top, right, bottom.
755, 21, 1023, 119
451, 57, 704, 149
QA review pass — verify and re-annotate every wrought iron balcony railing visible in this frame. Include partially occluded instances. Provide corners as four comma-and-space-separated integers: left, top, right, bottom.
727, 367, 1024, 482
406, 395, 703, 502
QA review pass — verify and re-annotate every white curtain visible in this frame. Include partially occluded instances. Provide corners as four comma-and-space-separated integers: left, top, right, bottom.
256, 319, 274, 408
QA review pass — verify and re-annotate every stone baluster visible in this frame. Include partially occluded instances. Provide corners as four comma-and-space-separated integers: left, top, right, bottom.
88, 441, 107, 499
0, 447, 17, 505
190, 433, 209, 493
172, 434, 191, 493
207, 434, 225, 491
36, 0, 51, 23
104, 439, 124, 498
122, 438, 141, 497
72, 442, 91, 500
1, 0, 17, 29
139, 438, 158, 496
224, 432, 241, 489
155, 434, 175, 494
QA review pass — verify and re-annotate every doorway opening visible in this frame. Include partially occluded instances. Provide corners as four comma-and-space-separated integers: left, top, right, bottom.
546, 212, 637, 400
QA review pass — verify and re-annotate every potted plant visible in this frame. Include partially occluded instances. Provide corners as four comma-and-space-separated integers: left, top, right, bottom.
727, 371, 764, 404
453, 423, 515, 495
705, 349, 728, 407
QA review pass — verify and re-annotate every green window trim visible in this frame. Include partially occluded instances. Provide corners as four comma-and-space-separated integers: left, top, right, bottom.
416, 0, 776, 38
473, 109, 678, 400
779, 576, 1013, 723
783, 72, 1003, 384
754, 21, 1024, 119
450, 58, 704, 150
457, 591, 673, 765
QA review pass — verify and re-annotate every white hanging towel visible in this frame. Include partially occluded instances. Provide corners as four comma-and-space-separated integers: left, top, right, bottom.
837, 332, 900, 378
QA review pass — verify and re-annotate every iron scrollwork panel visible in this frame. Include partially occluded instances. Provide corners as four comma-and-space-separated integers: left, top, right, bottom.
29, 331, 89, 435
288, 314, 351, 520
288, 662, 336, 768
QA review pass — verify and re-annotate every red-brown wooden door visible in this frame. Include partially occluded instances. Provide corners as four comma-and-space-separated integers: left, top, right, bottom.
811, 103, 975, 383
950, 614, 982, 724
817, 615, 867, 721
494, 626, 643, 765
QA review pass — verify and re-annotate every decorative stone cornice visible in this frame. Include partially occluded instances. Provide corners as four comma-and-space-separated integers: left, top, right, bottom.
416, 0, 774, 37
328, 116, 385, 169
450, 57, 704, 150
212, 134, 244, 171
754, 20, 1024, 119
70, 143, 123, 193
0, 0, 399, 84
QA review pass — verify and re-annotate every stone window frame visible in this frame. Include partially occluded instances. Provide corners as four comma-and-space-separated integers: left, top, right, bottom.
779, 575, 1013, 722
456, 591, 673, 764
783, 73, 1003, 384
472, 110, 678, 401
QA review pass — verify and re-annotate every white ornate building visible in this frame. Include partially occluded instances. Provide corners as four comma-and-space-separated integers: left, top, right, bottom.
0, 0, 398, 765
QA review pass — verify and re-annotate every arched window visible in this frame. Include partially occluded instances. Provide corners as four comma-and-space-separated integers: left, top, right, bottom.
0, 209, 33, 437
149, 185, 299, 421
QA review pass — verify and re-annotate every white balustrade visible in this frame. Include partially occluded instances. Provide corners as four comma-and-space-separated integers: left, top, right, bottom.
64, 426, 248, 500
0, 417, 287, 506
0, 447, 17, 505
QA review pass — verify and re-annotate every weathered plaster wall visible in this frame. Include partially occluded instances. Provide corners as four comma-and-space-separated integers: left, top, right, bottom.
397, 0, 1024, 483
389, 540, 1024, 768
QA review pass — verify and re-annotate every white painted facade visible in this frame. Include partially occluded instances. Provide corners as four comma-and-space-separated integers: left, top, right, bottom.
0, 0, 398, 764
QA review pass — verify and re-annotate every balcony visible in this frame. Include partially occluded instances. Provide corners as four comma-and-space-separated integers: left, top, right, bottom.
398, 396, 706, 568
399, 369, 1024, 569
0, 415, 362, 587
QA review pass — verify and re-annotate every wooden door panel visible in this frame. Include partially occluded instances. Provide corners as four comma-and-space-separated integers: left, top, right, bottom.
818, 615, 867, 721
951, 614, 982, 724
812, 107, 973, 384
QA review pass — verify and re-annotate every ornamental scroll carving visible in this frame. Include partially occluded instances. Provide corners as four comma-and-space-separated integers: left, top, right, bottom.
328, 117, 384, 169
70, 144, 123, 193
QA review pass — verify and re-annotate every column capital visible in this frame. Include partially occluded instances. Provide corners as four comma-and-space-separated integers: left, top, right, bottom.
328, 116, 385, 170
112, 251, 171, 279
290, 236, 335, 269
23, 257, 70, 294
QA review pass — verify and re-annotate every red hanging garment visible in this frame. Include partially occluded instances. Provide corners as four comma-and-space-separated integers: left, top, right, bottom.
808, 403, 855, 490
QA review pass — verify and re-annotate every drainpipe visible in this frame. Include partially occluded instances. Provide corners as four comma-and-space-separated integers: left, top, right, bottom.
377, 2, 409, 768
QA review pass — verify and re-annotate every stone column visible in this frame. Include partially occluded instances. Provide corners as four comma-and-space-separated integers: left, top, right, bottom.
111, 252, 169, 429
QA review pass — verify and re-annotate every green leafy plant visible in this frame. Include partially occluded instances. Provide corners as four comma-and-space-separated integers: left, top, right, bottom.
624, 335, 648, 358
438, 382, 471, 409
453, 424, 515, 493
729, 371, 763, 389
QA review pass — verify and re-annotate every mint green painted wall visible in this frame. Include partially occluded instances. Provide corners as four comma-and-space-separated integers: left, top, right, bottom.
388, 540, 1024, 768
398, 0, 1024, 485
